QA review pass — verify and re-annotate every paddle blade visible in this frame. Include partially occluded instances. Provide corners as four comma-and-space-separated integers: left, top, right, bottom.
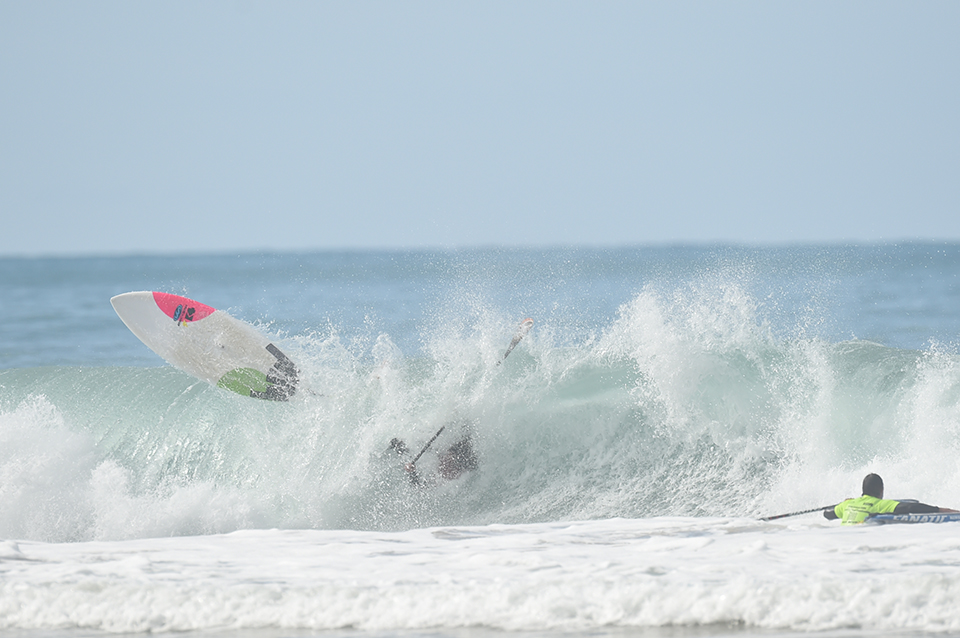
500, 317, 534, 363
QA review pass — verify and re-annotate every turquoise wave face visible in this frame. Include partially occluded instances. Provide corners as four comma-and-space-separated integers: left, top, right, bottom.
4, 281, 960, 542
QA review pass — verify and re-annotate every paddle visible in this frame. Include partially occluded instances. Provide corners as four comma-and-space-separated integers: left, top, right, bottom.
408, 425, 446, 467
760, 505, 835, 521
406, 317, 534, 472
498, 318, 534, 365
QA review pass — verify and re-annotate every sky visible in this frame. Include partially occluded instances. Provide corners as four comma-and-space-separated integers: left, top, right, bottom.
1, 1, 959, 256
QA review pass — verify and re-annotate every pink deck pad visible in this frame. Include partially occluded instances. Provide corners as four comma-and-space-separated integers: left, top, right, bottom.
152, 292, 217, 323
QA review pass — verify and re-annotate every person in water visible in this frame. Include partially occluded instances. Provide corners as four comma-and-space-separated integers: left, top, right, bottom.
388, 431, 478, 485
823, 473, 958, 525
435, 435, 478, 480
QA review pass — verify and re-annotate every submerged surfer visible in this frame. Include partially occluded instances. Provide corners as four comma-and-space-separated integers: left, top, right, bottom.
823, 473, 958, 525
388, 428, 478, 486
380, 318, 530, 486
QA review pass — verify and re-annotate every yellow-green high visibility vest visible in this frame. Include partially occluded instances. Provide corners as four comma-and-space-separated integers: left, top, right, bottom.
834, 495, 900, 525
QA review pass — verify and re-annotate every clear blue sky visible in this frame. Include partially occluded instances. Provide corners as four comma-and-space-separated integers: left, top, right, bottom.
2, 2, 958, 256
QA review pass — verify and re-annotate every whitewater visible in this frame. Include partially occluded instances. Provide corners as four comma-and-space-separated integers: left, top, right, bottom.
2, 245, 960, 636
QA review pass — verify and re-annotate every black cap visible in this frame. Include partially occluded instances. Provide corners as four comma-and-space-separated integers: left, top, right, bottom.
862, 473, 884, 498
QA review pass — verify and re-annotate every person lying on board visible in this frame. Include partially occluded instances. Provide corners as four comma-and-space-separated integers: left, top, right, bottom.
823, 473, 958, 525
388, 432, 478, 486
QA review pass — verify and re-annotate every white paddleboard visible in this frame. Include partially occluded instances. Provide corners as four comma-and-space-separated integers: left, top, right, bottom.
111, 291, 299, 401
868, 512, 960, 524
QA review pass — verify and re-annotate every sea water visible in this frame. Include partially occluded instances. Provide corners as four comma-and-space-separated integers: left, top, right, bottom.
2, 245, 960, 636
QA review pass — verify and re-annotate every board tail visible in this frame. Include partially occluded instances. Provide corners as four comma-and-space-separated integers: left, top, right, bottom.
216, 344, 299, 401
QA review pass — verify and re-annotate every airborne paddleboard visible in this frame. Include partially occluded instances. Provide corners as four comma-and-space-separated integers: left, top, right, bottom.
867, 512, 960, 525
111, 291, 298, 401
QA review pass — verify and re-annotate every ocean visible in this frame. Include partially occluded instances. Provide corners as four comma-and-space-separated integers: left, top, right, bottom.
2, 244, 960, 637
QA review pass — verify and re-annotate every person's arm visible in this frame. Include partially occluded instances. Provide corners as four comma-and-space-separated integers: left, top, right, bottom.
823, 505, 839, 520
404, 462, 423, 486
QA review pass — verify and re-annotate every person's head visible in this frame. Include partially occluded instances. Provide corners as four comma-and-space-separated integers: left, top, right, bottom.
862, 473, 884, 498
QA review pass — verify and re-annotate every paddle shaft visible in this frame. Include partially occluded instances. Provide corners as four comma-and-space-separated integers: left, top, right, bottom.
760, 505, 834, 521
410, 425, 445, 465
